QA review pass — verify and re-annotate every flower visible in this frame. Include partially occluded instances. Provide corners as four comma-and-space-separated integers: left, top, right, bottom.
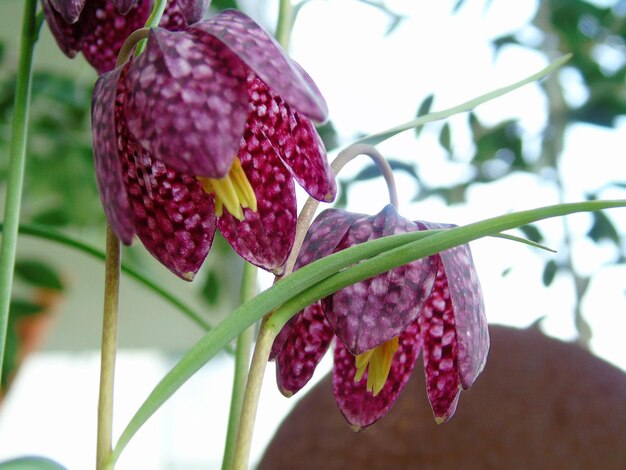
271, 205, 489, 429
91, 9, 335, 280
42, 0, 209, 74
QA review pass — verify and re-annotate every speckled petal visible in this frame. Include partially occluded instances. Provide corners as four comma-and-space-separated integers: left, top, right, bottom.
418, 259, 463, 423
246, 76, 336, 202
217, 127, 297, 273
114, 0, 138, 14
49, 0, 86, 23
275, 303, 334, 396
124, 27, 249, 178
176, 0, 210, 23
92, 66, 135, 244
116, 64, 216, 280
333, 320, 421, 430
80, 0, 150, 74
324, 206, 438, 355
192, 10, 328, 122
42, 0, 82, 57
294, 209, 365, 269
418, 221, 489, 389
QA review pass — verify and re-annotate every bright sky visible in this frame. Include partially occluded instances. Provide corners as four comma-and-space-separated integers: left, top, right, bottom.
1, 0, 625, 468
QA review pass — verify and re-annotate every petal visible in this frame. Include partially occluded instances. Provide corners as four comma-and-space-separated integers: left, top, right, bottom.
117, 66, 216, 280
91, 66, 135, 244
217, 127, 297, 273
114, 0, 139, 15
275, 303, 334, 396
80, 0, 150, 74
294, 208, 365, 269
175, 0, 210, 23
418, 221, 489, 389
49, 0, 86, 23
418, 259, 463, 423
247, 76, 336, 202
192, 10, 328, 122
333, 320, 421, 430
124, 28, 249, 178
324, 206, 438, 355
41, 0, 82, 57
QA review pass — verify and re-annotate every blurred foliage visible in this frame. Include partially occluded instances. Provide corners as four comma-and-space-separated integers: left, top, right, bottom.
337, 0, 626, 343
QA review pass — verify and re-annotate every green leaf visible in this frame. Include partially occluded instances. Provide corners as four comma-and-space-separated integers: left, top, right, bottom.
415, 94, 434, 137
10, 299, 44, 317
200, 269, 220, 305
14, 259, 64, 291
542, 260, 558, 287
0, 456, 67, 470
439, 122, 451, 153
519, 225, 544, 244
587, 210, 620, 244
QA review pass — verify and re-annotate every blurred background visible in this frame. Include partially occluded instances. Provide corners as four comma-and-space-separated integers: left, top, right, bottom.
0, 0, 625, 468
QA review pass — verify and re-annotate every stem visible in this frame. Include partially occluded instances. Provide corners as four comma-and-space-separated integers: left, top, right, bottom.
276, 0, 293, 49
231, 144, 398, 467
0, 0, 37, 386
231, 318, 276, 470
283, 143, 398, 277
0, 222, 214, 333
221, 263, 257, 470
134, 0, 168, 55
96, 225, 122, 470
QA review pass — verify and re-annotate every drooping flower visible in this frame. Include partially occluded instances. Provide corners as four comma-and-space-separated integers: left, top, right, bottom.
42, 0, 209, 74
91, 9, 335, 280
271, 205, 488, 429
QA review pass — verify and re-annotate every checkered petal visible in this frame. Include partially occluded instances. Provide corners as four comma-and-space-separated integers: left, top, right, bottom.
275, 303, 335, 396
124, 27, 249, 178
192, 9, 328, 122
217, 127, 297, 273
333, 320, 421, 430
49, 0, 86, 23
324, 206, 438, 355
246, 76, 336, 202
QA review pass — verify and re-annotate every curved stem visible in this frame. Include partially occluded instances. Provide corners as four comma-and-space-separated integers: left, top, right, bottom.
221, 263, 257, 470
0, 0, 37, 385
0, 222, 214, 333
116, 28, 150, 67
96, 225, 122, 470
283, 143, 398, 276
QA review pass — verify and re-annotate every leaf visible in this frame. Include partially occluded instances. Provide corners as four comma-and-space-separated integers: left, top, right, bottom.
542, 260, 558, 287
315, 120, 339, 151
200, 269, 220, 306
10, 299, 45, 317
587, 210, 620, 244
439, 122, 451, 153
415, 94, 434, 137
351, 159, 419, 183
519, 224, 543, 243
14, 260, 64, 291
210, 0, 239, 11
0, 456, 67, 470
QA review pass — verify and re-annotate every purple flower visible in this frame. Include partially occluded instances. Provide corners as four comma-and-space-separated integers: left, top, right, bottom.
91, 10, 335, 280
42, 0, 209, 74
271, 205, 489, 429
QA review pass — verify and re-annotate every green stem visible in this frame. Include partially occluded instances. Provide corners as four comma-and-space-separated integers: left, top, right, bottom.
221, 263, 257, 470
276, 0, 293, 49
231, 317, 274, 470
0, 0, 37, 387
134, 0, 168, 56
96, 225, 122, 470
109, 199, 626, 464
0, 222, 213, 333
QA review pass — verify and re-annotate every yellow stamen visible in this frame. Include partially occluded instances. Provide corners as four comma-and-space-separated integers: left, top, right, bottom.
353, 337, 399, 396
197, 157, 257, 221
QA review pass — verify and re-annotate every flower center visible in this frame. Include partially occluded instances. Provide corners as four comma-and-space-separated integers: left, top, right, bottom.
353, 336, 399, 396
197, 158, 257, 221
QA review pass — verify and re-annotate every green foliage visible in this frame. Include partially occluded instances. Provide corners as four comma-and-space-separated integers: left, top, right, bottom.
0, 456, 67, 470
14, 259, 64, 291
